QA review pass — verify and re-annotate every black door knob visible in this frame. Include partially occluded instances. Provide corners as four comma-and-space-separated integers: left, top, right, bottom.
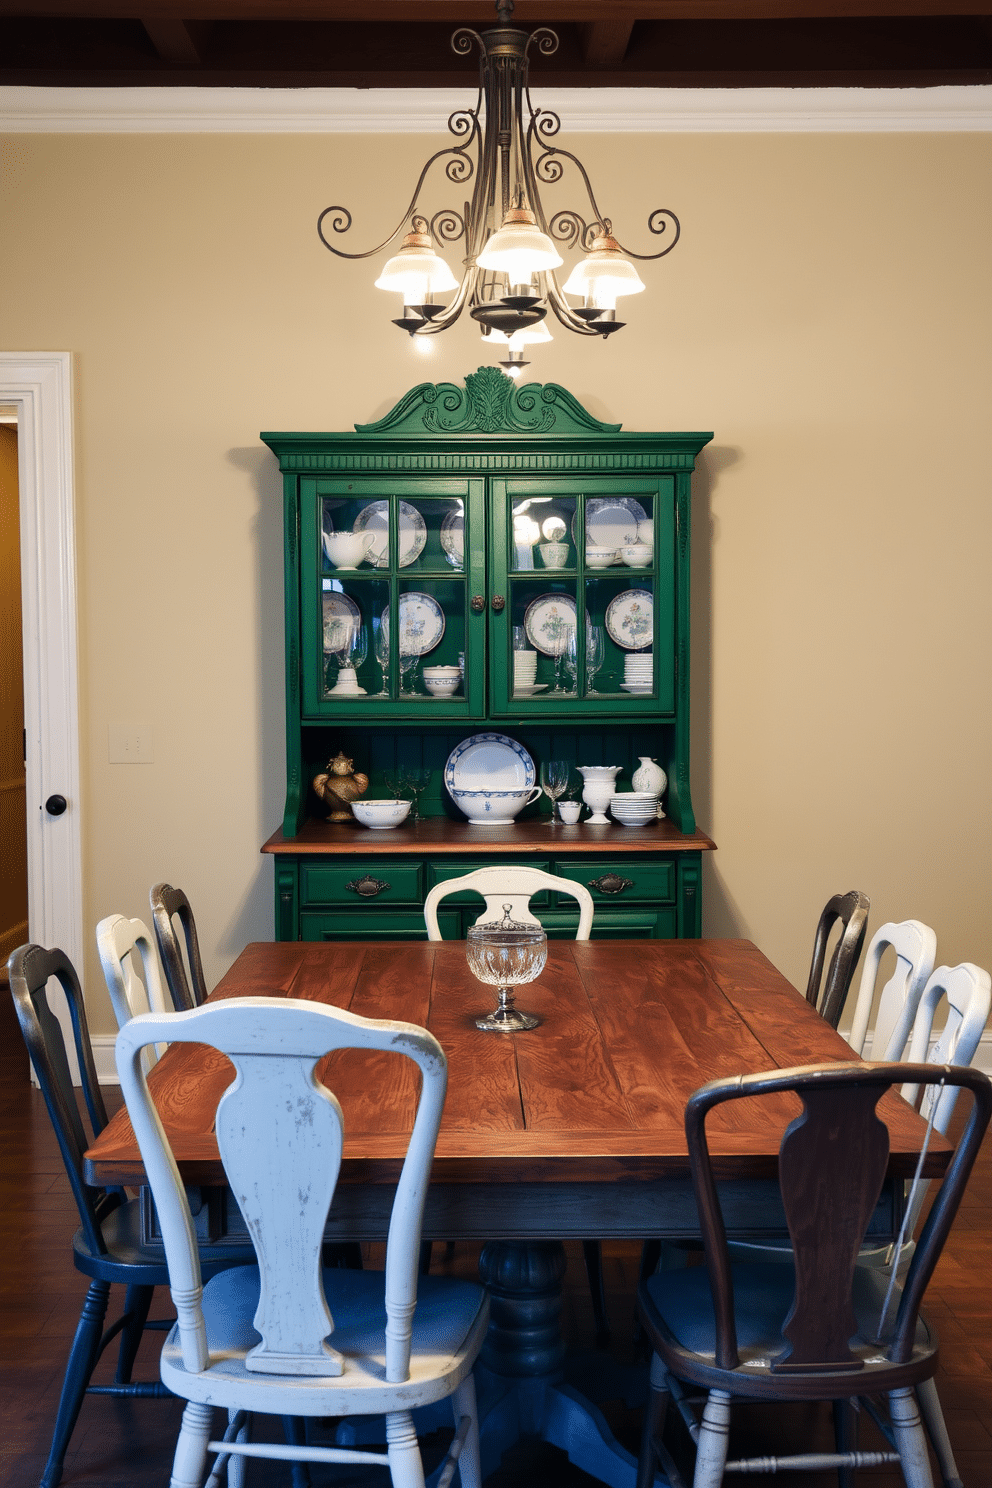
45, 794, 68, 816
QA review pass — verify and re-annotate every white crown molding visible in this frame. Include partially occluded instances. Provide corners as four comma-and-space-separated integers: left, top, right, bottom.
2, 84, 990, 135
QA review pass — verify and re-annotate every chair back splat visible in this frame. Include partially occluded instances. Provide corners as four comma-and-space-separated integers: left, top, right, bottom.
846, 918, 937, 1059
423, 864, 594, 941
149, 882, 209, 1011
805, 889, 870, 1029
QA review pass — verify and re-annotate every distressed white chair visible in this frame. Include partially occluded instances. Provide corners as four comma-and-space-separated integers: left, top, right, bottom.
423, 864, 594, 941
845, 919, 938, 1062
96, 913, 172, 1069
115, 996, 488, 1488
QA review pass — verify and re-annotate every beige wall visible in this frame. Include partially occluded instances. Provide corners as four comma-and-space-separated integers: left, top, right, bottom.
2, 127, 989, 1035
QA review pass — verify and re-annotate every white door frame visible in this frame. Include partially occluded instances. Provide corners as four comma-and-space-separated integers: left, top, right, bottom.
1, 353, 83, 1062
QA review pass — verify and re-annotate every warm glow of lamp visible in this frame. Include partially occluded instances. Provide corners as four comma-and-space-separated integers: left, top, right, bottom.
374, 227, 458, 301
477, 207, 563, 281
562, 232, 645, 311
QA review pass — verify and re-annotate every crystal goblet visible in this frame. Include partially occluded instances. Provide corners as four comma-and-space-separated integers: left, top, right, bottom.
466, 905, 547, 1032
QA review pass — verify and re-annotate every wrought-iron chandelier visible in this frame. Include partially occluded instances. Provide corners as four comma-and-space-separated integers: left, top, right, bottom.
317, 0, 680, 376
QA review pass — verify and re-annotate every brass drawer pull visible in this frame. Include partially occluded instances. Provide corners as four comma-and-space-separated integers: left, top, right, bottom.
588, 873, 634, 896
346, 874, 391, 898
491, 594, 506, 613
471, 594, 486, 613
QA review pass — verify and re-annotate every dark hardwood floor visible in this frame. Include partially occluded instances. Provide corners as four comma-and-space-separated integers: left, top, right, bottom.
1, 1022, 989, 1488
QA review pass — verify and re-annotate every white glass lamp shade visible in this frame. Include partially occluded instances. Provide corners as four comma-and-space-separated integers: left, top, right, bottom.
477, 207, 563, 277
374, 229, 458, 301
562, 232, 645, 311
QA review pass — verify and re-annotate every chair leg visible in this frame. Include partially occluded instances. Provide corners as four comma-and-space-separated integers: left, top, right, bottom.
170, 1400, 215, 1488
916, 1378, 964, 1488
637, 1355, 671, 1488
694, 1390, 732, 1488
419, 1241, 433, 1276
640, 1239, 663, 1281
385, 1409, 426, 1488
280, 1415, 312, 1488
41, 1278, 112, 1488
114, 1282, 155, 1383
889, 1387, 936, 1488
582, 1239, 610, 1343
451, 1373, 482, 1488
226, 1412, 249, 1488
833, 1397, 858, 1488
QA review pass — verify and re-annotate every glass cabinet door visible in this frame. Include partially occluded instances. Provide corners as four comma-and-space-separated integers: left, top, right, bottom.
300, 478, 486, 718
488, 476, 676, 717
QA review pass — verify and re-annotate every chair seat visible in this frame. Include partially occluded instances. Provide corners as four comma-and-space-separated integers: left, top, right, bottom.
640, 1260, 935, 1399
161, 1266, 490, 1414
71, 1199, 254, 1282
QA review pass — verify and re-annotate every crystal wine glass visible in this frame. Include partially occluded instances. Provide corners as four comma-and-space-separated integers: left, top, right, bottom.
562, 627, 578, 696
399, 647, 419, 697
585, 624, 604, 696
541, 759, 570, 824
374, 619, 390, 696
466, 905, 547, 1032
401, 765, 431, 821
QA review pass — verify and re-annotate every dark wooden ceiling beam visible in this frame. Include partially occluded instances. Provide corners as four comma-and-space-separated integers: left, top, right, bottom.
141, 16, 212, 60
579, 18, 635, 66
2, 1, 991, 18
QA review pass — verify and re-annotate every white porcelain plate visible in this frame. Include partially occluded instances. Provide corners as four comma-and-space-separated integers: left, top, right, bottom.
445, 733, 536, 792
606, 589, 654, 650
523, 592, 577, 656
571, 498, 647, 550
512, 683, 549, 696
381, 592, 445, 657
620, 683, 653, 694
353, 499, 427, 568
321, 591, 361, 653
440, 509, 465, 568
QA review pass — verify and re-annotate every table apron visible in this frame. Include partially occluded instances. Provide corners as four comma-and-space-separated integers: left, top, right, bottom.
142, 1178, 903, 1248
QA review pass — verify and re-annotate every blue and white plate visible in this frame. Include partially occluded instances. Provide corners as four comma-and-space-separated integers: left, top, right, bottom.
445, 733, 536, 793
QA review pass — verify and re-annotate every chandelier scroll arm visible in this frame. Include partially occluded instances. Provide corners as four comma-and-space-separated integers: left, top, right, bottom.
609, 210, 682, 262
316, 143, 476, 261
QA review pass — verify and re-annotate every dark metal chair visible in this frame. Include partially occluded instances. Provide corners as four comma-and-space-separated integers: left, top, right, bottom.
805, 888, 871, 1029
7, 944, 254, 1488
636, 1060, 992, 1488
149, 882, 209, 1012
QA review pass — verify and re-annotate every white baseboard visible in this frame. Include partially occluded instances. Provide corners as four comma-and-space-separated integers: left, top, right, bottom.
92, 1029, 992, 1086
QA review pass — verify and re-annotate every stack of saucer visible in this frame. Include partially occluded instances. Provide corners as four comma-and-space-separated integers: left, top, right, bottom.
610, 792, 659, 826
513, 648, 538, 695
622, 653, 653, 694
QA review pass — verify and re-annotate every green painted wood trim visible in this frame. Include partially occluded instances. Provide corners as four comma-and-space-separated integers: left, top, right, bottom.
666, 469, 696, 835
676, 855, 703, 938
275, 861, 300, 941
353, 368, 622, 437
282, 474, 306, 837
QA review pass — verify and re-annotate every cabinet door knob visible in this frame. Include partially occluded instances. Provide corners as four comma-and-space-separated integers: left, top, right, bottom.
471, 595, 486, 613
346, 874, 391, 898
491, 594, 506, 613
588, 873, 634, 895
45, 794, 68, 816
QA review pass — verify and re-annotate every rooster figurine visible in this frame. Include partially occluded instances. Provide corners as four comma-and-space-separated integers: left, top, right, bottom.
312, 751, 369, 822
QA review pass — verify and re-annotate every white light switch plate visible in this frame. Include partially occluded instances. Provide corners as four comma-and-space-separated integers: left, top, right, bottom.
108, 722, 155, 763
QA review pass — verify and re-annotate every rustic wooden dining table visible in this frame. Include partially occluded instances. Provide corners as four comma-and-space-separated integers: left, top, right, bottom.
85, 938, 948, 1488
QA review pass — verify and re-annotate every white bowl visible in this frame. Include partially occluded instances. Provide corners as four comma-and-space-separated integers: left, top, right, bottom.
424, 676, 460, 697
585, 546, 617, 569
449, 784, 542, 825
423, 665, 461, 678
620, 544, 653, 567
350, 798, 412, 829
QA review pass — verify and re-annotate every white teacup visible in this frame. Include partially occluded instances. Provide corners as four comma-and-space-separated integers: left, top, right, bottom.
424, 675, 460, 697
323, 530, 374, 570
585, 546, 617, 568
449, 784, 542, 825
558, 801, 582, 824
539, 542, 570, 569
620, 544, 652, 568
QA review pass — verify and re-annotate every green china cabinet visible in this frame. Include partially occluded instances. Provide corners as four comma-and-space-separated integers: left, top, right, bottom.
261, 369, 714, 942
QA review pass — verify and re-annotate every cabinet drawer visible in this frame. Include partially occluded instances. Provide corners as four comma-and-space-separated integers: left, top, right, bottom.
552, 859, 676, 904
427, 860, 553, 906
300, 862, 423, 906
300, 910, 459, 941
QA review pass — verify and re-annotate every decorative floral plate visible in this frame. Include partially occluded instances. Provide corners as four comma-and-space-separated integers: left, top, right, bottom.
381, 592, 444, 657
606, 589, 654, 650
571, 497, 647, 550
445, 733, 536, 792
353, 499, 427, 568
321, 591, 361, 654
440, 509, 465, 568
523, 592, 577, 656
